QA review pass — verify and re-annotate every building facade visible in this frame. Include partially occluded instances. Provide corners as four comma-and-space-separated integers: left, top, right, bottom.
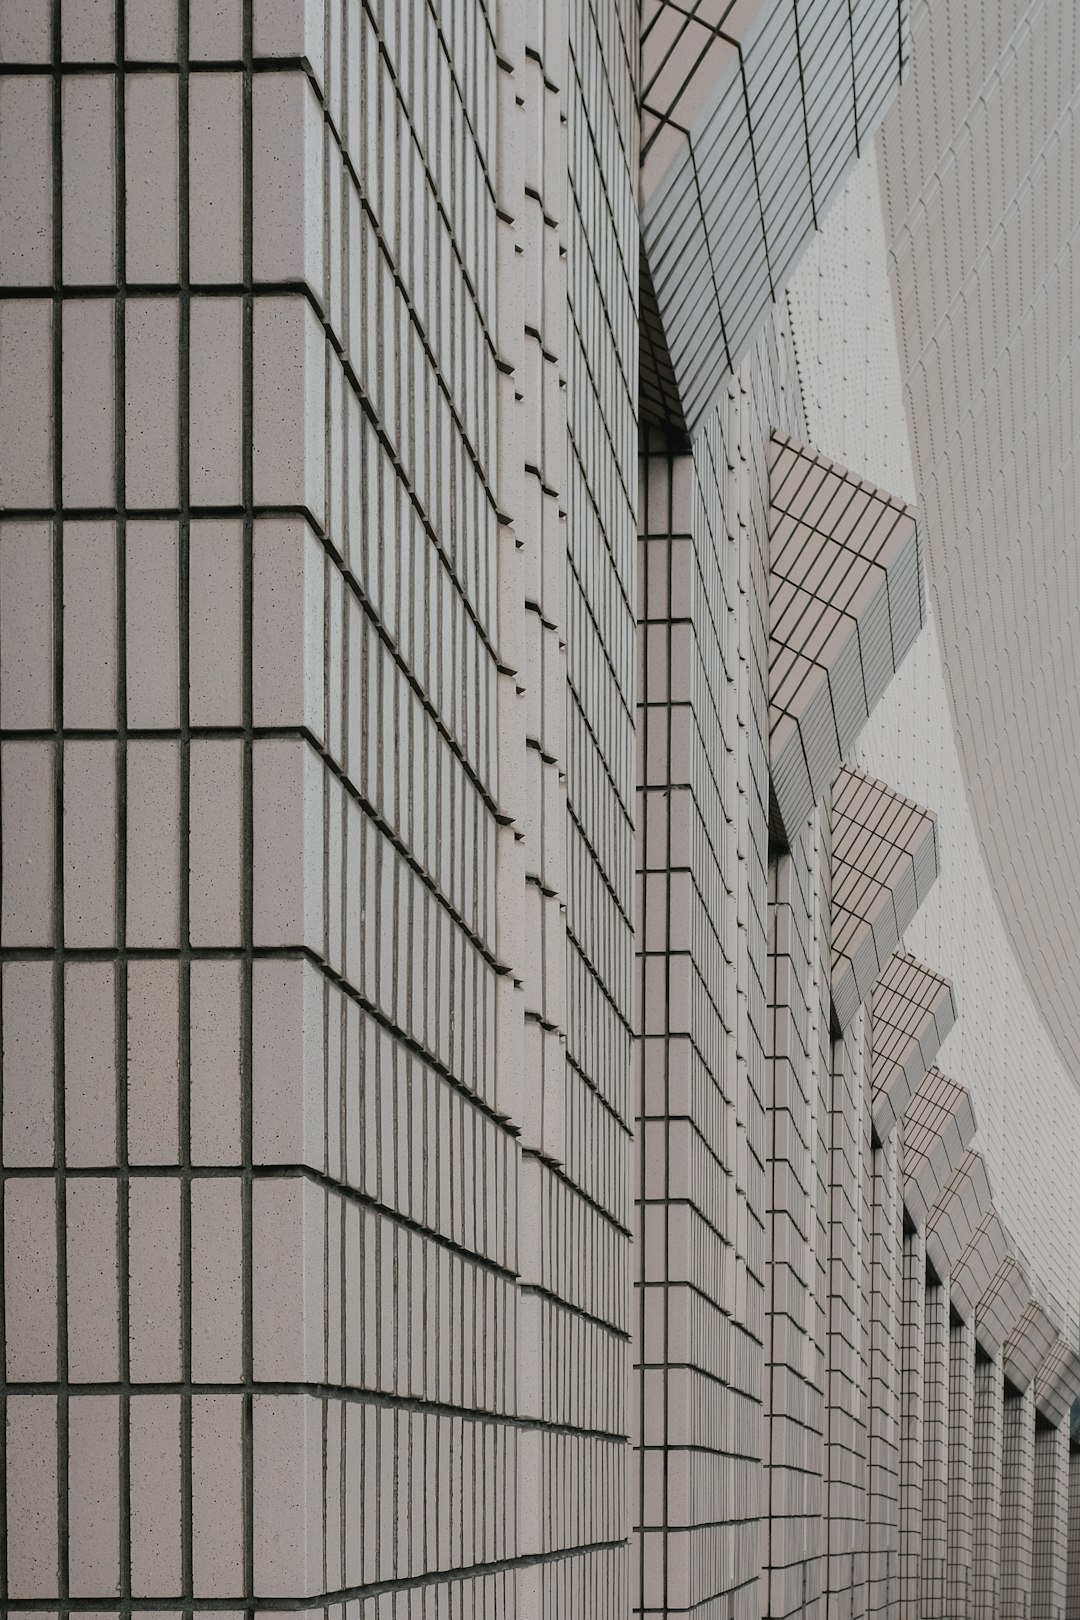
0, 0, 1079, 1616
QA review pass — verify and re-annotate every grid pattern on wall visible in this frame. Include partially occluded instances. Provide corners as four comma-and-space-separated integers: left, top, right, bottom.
972, 1350, 1005, 1620
0, 0, 640, 1610
1002, 1384, 1038, 1614
496, 0, 641, 1599
924, 1150, 995, 1313
828, 769, 939, 1033
1033, 1418, 1071, 1616
629, 39, 1080, 1613
0, 0, 524, 1608
763, 828, 826, 1620
945, 1315, 975, 1616
4, 0, 1080, 1612
1069, 1445, 1080, 1620
780, 97, 1080, 1618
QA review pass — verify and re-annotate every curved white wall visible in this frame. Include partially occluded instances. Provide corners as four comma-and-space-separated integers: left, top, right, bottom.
788, 145, 1080, 1341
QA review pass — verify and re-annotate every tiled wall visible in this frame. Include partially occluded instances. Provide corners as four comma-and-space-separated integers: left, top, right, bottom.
3, 0, 1080, 1615
762, 828, 826, 1620
505, 0, 639, 1601
635, 308, 804, 1616
919, 1281, 950, 1611
945, 1315, 977, 1615
972, 1350, 1006, 1619
857, 0, 1080, 1348
897, 1226, 926, 1620
1068, 1444, 1080, 1619
867, 1135, 903, 1614
1002, 1385, 1038, 1614
788, 128, 1080, 1617
638, 0, 908, 433
0, 0, 638, 1611
1033, 1419, 1070, 1618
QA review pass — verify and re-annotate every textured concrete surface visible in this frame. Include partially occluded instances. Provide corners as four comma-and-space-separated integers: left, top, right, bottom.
0, 0, 1078, 1616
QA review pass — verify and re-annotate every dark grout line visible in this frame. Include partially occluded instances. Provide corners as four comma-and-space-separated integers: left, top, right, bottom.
115, 2, 133, 1607
240, 4, 255, 1611
49, 0, 70, 1606
177, 2, 194, 1611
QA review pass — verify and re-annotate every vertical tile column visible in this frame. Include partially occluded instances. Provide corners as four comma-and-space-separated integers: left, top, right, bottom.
562, 0, 639, 1602
810, 809, 834, 1620
898, 1227, 926, 1618
1067, 1441, 1080, 1620
0, 0, 517, 1614
1002, 1383, 1037, 1617
497, 0, 576, 1592
0, 5, 236, 1611
1032, 1419, 1070, 1619
866, 1137, 903, 1617
637, 438, 763, 1619
945, 1315, 976, 1617
498, 0, 637, 1606
763, 829, 826, 1619
971, 1350, 1005, 1620
920, 1278, 950, 1616
823, 1017, 872, 1613
635, 305, 798, 1616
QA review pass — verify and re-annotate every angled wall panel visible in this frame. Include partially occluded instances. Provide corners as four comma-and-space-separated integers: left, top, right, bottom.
640, 0, 909, 432
829, 772, 940, 1031
945, 1314, 977, 1616
897, 1064, 975, 1223
1033, 1337, 1080, 1428
951, 1213, 1013, 1356
923, 1151, 994, 1312
767, 438, 924, 843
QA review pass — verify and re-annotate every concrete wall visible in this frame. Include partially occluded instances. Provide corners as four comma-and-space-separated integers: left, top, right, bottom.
1, 1, 1079, 1617
0, 0, 638, 1609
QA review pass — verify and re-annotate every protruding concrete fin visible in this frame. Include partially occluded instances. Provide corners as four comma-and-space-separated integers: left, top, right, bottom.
923, 1150, 993, 1309
830, 776, 941, 1032
767, 439, 924, 844
1003, 1298, 1059, 1393
1034, 1336, 1080, 1427
976, 1257, 1033, 1370
951, 1212, 1012, 1353
897, 1064, 974, 1213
